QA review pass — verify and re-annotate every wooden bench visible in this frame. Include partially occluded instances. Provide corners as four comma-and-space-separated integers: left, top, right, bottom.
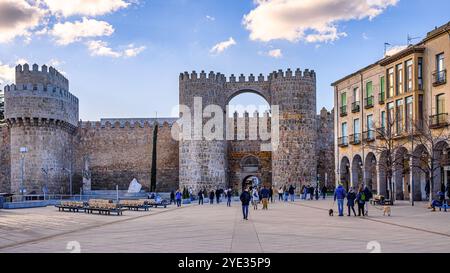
119, 200, 149, 211
144, 199, 168, 208
56, 201, 85, 212
85, 200, 124, 216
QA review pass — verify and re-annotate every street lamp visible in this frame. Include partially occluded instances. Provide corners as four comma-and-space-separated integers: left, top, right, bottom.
63, 167, 73, 197
19, 147, 28, 200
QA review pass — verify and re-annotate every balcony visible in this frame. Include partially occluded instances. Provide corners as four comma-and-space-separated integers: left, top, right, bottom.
349, 134, 361, 145
363, 130, 375, 142
351, 101, 360, 113
378, 93, 385, 105
340, 106, 347, 117
364, 96, 374, 109
376, 127, 386, 140
338, 136, 349, 147
430, 113, 449, 129
433, 70, 447, 87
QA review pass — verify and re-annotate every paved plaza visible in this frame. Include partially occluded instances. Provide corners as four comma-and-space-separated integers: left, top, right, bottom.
0, 199, 449, 253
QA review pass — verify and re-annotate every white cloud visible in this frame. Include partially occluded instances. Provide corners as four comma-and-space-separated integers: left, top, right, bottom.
86, 40, 145, 58
0, 0, 45, 43
123, 44, 146, 57
258, 48, 283, 58
243, 0, 398, 43
50, 17, 114, 45
43, 0, 130, 17
0, 61, 15, 86
206, 15, 215, 21
210, 37, 236, 54
385, 45, 407, 57
362, 32, 369, 40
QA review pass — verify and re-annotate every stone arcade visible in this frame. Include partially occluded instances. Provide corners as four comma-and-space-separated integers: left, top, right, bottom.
0, 64, 334, 194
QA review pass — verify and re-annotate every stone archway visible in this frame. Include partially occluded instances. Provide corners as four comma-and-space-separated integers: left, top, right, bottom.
411, 144, 429, 201
394, 147, 409, 200
365, 152, 377, 194
179, 69, 317, 192
352, 155, 363, 191
340, 157, 350, 192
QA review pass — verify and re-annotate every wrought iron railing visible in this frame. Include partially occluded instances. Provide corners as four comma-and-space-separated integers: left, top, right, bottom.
351, 101, 360, 113
430, 113, 449, 128
349, 133, 361, 145
364, 96, 374, 109
338, 136, 349, 147
433, 70, 447, 86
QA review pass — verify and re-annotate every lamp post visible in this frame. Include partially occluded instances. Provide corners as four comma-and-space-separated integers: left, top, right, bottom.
19, 147, 28, 201
63, 167, 73, 197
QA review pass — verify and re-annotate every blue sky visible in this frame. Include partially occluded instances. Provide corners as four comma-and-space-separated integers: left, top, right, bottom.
0, 0, 449, 120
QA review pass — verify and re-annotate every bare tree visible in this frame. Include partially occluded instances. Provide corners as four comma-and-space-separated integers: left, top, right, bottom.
409, 117, 450, 204
363, 114, 411, 204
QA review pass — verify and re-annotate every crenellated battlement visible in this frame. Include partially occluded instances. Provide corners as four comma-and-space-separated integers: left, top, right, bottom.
179, 68, 316, 83
4, 83, 79, 104
15, 63, 69, 91
79, 118, 178, 130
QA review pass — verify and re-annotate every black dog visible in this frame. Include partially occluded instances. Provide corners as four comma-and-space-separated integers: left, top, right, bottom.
329, 209, 334, 216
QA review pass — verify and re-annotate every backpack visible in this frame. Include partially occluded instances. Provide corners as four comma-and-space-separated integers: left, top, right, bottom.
360, 192, 366, 202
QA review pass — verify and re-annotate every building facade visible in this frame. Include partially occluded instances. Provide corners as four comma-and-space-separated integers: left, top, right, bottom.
0, 66, 335, 195
332, 21, 450, 201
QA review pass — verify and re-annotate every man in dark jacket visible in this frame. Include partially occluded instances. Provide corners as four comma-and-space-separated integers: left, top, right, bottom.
269, 187, 273, 203
240, 188, 251, 220
215, 189, 221, 204
170, 190, 175, 205
261, 186, 270, 210
209, 190, 215, 204
363, 186, 373, 216
198, 189, 204, 205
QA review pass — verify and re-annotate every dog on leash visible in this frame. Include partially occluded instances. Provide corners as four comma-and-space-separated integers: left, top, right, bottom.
374, 205, 391, 216
382, 206, 391, 216
329, 209, 334, 216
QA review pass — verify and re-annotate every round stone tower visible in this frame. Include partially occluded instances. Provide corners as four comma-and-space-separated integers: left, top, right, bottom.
270, 69, 317, 187
4, 63, 79, 194
178, 71, 228, 192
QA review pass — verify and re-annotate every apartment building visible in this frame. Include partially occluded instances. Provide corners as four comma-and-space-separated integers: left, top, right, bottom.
332, 21, 450, 201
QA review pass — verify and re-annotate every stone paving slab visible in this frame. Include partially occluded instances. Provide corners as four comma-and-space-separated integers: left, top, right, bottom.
0, 199, 449, 253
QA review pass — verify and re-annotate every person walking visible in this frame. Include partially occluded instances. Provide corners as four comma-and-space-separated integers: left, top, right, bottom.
363, 186, 373, 216
334, 184, 347, 217
170, 190, 175, 205
283, 185, 289, 202
215, 189, 221, 204
175, 189, 182, 207
289, 185, 296, 202
226, 188, 233, 207
356, 187, 366, 217
321, 185, 327, 200
240, 188, 251, 220
309, 185, 314, 200
261, 186, 270, 210
209, 190, 215, 205
269, 187, 274, 203
346, 187, 357, 216
198, 189, 204, 205
300, 185, 306, 200
252, 188, 260, 210
278, 186, 284, 201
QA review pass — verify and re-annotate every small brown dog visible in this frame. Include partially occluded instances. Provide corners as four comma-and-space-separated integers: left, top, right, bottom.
374, 205, 391, 216
382, 206, 391, 216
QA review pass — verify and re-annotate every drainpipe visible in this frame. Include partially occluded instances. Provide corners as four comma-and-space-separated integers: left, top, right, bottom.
360, 72, 366, 187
